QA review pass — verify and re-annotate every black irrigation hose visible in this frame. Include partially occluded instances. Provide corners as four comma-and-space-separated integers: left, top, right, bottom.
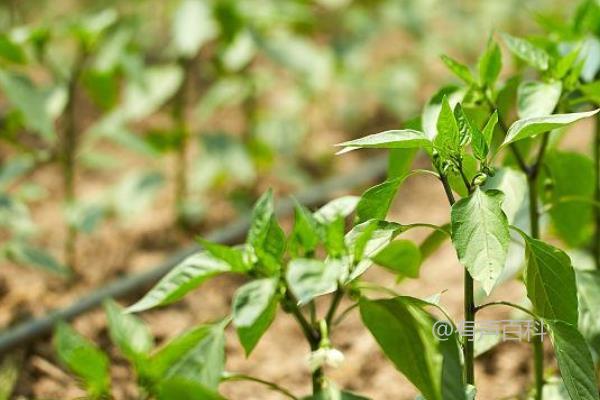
0, 157, 388, 355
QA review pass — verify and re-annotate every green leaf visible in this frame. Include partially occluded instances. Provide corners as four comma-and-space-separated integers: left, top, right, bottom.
247, 189, 286, 273
372, 240, 421, 278
82, 69, 119, 110
543, 152, 594, 247
345, 220, 404, 281
481, 168, 527, 224
9, 245, 70, 276
0, 71, 54, 140
104, 300, 153, 363
356, 177, 403, 224
454, 104, 487, 160
148, 321, 226, 389
314, 196, 359, 224
481, 111, 498, 149
54, 323, 110, 398
501, 109, 599, 147
451, 188, 509, 294
547, 321, 600, 400
433, 95, 461, 157
287, 259, 344, 305
576, 270, 600, 354
478, 37, 502, 87
171, 0, 217, 57
0, 34, 26, 64
157, 378, 225, 400
419, 224, 451, 261
520, 235, 578, 325
120, 64, 183, 122
196, 238, 248, 272
388, 148, 417, 179
500, 33, 550, 71
422, 86, 463, 140
232, 278, 278, 355
553, 47, 581, 80
335, 130, 431, 154
516, 81, 562, 119
289, 202, 320, 257
126, 252, 230, 313
440, 54, 475, 85
360, 297, 465, 400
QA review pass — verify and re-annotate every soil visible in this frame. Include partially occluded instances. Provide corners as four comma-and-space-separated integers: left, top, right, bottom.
4, 117, 593, 399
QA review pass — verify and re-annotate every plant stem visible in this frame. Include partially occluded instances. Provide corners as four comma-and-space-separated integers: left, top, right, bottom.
325, 289, 343, 327
463, 268, 475, 385
223, 373, 299, 400
594, 111, 600, 269
284, 292, 323, 394
173, 56, 194, 227
528, 173, 544, 400
526, 132, 549, 400
438, 171, 475, 385
475, 301, 538, 319
62, 49, 86, 272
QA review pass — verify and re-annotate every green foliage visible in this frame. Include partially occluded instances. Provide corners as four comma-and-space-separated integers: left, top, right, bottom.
335, 130, 431, 154
542, 152, 594, 247
451, 188, 509, 294
360, 297, 465, 400
287, 259, 344, 305
54, 323, 110, 399
34, 1, 600, 398
500, 33, 550, 71
547, 321, 600, 400
232, 278, 278, 355
441, 54, 475, 85
126, 252, 230, 313
0, 71, 54, 140
355, 177, 403, 224
148, 321, 226, 389
478, 37, 502, 88
433, 95, 461, 158
516, 81, 562, 119
372, 239, 422, 278
104, 300, 153, 364
502, 109, 600, 146
521, 234, 579, 325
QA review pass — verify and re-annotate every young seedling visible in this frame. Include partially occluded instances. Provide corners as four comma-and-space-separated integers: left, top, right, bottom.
117, 186, 478, 399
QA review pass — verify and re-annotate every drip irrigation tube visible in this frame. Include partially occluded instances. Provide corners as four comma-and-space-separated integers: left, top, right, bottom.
0, 157, 388, 355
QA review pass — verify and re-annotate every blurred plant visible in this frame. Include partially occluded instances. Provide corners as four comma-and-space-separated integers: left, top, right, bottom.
0, 9, 140, 273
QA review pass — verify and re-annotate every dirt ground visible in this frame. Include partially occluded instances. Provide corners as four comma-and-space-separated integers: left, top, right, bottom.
2, 119, 594, 399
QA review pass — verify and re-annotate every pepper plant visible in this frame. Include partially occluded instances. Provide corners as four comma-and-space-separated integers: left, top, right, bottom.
335, 29, 600, 398
75, 183, 480, 399
0, 10, 171, 274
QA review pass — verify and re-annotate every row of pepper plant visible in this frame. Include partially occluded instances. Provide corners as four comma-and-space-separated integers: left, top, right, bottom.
53, 3, 600, 398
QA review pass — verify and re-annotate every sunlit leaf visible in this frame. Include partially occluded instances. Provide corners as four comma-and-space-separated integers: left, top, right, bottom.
127, 252, 230, 313
232, 278, 278, 355
451, 188, 509, 294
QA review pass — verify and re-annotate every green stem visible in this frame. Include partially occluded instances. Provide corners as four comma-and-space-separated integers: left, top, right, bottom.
527, 132, 549, 400
325, 289, 344, 327
62, 49, 86, 272
475, 301, 538, 319
594, 111, 600, 269
438, 170, 475, 385
284, 292, 323, 394
173, 57, 193, 226
223, 373, 299, 400
463, 268, 475, 385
